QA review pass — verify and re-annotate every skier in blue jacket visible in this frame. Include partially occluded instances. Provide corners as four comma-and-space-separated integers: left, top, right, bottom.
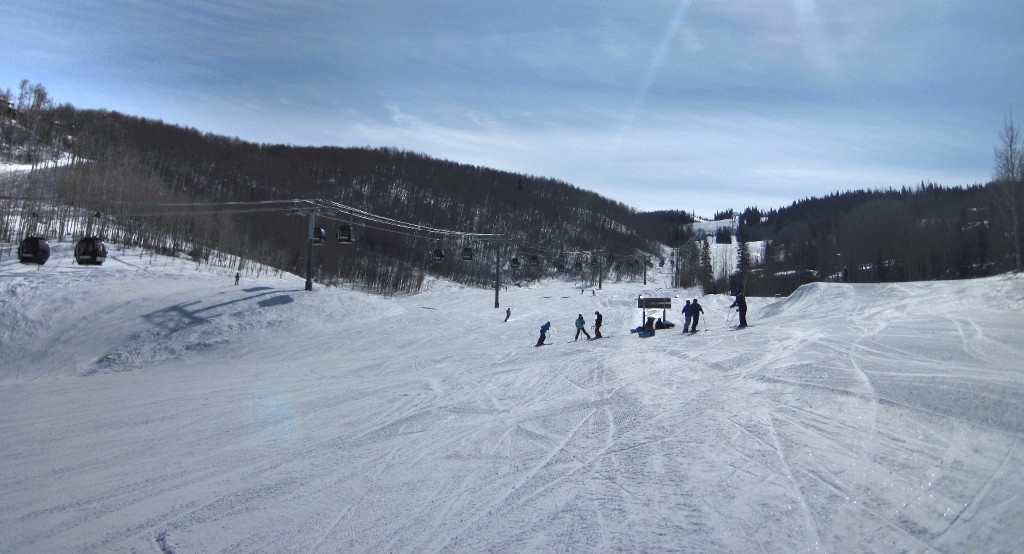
682, 300, 693, 332
536, 321, 551, 346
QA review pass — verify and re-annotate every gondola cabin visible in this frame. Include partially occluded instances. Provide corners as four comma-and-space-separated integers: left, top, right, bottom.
336, 225, 353, 244
17, 236, 50, 265
590, 257, 599, 266
431, 249, 445, 263
557, 264, 566, 273
530, 256, 540, 267
510, 257, 521, 268
461, 247, 474, 261
312, 227, 327, 245
74, 237, 107, 265
573, 262, 583, 272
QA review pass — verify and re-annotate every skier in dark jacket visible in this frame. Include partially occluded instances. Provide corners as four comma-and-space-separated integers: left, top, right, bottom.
536, 321, 551, 346
730, 293, 748, 328
682, 300, 693, 332
594, 311, 603, 339
690, 298, 704, 333
574, 314, 592, 341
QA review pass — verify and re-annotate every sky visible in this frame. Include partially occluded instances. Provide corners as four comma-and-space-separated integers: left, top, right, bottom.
2, 0, 1022, 216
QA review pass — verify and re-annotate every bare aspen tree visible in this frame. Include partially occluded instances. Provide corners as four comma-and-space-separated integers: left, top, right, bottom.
994, 114, 1024, 271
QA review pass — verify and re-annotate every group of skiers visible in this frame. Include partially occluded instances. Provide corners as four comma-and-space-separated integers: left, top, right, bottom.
681, 293, 747, 331
535, 311, 603, 346
533, 293, 748, 346
680, 298, 703, 333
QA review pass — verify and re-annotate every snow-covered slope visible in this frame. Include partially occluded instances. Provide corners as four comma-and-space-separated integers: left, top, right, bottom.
1, 241, 1022, 552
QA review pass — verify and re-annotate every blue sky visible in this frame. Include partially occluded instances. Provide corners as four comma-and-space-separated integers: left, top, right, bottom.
3, 0, 1022, 216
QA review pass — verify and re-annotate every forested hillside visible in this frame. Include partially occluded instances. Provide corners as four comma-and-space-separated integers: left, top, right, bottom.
660, 183, 1019, 297
1, 81, 664, 293
3, 80, 1022, 296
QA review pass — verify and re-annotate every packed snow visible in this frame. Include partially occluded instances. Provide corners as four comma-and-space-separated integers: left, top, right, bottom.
1, 241, 1022, 552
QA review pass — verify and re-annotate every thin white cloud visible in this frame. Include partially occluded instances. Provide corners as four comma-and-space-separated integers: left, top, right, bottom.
1, 0, 1021, 217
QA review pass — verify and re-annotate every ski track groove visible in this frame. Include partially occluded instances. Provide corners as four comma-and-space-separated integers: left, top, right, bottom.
931, 438, 1017, 547
434, 407, 600, 551
765, 412, 824, 549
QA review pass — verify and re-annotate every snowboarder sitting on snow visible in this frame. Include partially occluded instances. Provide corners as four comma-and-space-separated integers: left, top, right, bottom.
682, 299, 693, 332
574, 314, 592, 341
643, 316, 656, 333
655, 318, 674, 329
690, 298, 704, 333
594, 311, 603, 339
536, 321, 551, 346
730, 292, 747, 328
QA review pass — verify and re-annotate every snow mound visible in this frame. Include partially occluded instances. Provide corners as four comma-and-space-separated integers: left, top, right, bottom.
758, 280, 853, 319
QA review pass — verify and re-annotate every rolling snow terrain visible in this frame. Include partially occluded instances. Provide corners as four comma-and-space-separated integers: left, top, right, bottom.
1, 242, 1022, 552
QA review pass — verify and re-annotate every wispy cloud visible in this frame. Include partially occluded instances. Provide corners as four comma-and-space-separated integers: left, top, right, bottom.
2, 0, 1021, 216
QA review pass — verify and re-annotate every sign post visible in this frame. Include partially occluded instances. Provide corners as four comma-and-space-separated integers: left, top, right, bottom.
637, 296, 672, 328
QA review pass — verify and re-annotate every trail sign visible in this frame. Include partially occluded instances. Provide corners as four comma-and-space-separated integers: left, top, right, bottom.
638, 297, 672, 309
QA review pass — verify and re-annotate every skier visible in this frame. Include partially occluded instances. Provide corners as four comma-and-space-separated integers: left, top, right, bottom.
730, 292, 747, 328
505, 307, 511, 322
690, 298, 704, 333
594, 311, 603, 339
234, 271, 240, 285
682, 299, 693, 332
574, 314, 592, 341
536, 321, 551, 346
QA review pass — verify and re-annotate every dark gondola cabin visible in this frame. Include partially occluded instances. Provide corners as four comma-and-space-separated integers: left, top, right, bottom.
312, 227, 327, 245
461, 247, 474, 261
17, 236, 50, 265
336, 225, 353, 244
573, 262, 583, 272
74, 237, 107, 265
557, 264, 566, 273
530, 256, 540, 267
510, 257, 521, 268
431, 249, 445, 263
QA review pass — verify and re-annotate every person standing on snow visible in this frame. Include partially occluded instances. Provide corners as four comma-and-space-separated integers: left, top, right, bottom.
574, 314, 592, 341
690, 298, 704, 333
730, 292, 748, 328
682, 299, 693, 333
593, 311, 603, 339
536, 321, 551, 346
234, 271, 240, 285
505, 307, 511, 322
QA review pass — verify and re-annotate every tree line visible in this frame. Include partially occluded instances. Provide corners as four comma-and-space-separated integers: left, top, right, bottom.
4, 80, 1020, 296
1, 81, 662, 293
